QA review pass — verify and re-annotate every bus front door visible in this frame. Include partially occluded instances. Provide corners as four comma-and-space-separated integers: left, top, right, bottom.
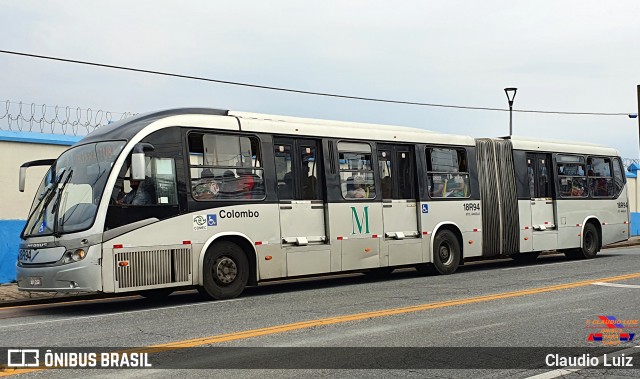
527, 153, 557, 251
273, 138, 330, 277
378, 145, 422, 266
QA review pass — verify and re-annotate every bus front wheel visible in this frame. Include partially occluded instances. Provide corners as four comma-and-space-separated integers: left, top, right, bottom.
432, 230, 461, 275
201, 241, 249, 300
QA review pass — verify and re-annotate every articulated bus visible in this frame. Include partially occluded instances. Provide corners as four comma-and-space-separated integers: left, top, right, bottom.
16, 108, 629, 299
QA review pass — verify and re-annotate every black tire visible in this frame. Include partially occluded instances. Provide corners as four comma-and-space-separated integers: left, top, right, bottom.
510, 252, 540, 262
140, 288, 174, 299
201, 241, 249, 300
432, 230, 461, 275
564, 223, 600, 259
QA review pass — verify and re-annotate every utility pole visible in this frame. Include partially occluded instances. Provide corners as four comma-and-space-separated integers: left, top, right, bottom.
637, 85, 640, 159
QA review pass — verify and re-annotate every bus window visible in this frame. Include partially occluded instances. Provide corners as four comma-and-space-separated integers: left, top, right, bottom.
188, 133, 264, 200
378, 150, 392, 198
275, 144, 294, 200
588, 157, 613, 198
338, 142, 376, 200
527, 158, 536, 198
114, 157, 178, 206
557, 155, 587, 198
397, 150, 414, 199
612, 157, 624, 196
378, 147, 415, 199
426, 147, 469, 198
300, 145, 320, 200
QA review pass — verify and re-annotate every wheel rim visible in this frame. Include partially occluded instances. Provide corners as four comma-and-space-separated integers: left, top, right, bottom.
584, 231, 595, 253
214, 256, 238, 285
438, 242, 454, 266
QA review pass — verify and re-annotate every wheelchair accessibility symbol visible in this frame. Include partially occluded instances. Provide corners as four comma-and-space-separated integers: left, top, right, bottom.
421, 204, 429, 214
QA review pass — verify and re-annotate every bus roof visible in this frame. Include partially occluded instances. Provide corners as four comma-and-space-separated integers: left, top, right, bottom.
508, 136, 619, 156
79, 108, 620, 156
229, 110, 476, 146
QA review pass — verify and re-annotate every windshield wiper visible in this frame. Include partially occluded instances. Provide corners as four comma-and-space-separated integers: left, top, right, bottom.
52, 169, 73, 238
24, 168, 66, 236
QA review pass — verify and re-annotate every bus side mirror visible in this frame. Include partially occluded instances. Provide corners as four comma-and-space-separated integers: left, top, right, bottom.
18, 159, 56, 192
19, 166, 27, 192
131, 143, 155, 180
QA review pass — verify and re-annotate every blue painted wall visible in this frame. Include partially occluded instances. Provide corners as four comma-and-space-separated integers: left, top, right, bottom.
0, 220, 26, 283
0, 131, 80, 283
631, 212, 640, 236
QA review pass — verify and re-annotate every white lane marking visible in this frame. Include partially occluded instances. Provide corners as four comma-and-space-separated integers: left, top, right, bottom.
501, 260, 591, 271
592, 282, 640, 289
450, 322, 506, 335
0, 298, 245, 330
524, 346, 639, 379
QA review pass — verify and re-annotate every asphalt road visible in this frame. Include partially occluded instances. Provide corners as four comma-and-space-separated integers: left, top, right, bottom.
1, 247, 640, 378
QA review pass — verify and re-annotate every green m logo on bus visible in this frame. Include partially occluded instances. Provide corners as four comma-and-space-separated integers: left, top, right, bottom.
350, 206, 370, 235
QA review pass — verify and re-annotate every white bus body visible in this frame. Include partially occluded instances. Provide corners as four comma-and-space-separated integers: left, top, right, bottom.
16, 109, 629, 299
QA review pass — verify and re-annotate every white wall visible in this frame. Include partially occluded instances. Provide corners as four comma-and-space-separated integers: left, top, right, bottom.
0, 141, 69, 220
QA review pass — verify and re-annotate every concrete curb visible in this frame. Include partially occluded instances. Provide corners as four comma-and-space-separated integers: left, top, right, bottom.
0, 290, 134, 308
1, 239, 638, 307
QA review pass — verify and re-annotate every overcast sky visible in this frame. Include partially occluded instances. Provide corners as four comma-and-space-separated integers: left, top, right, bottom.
1, 1, 639, 158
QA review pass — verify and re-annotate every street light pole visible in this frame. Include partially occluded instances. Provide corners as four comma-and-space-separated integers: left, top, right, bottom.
504, 88, 517, 136
637, 85, 640, 160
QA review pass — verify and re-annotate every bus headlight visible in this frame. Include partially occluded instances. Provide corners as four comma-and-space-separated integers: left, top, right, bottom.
63, 249, 87, 264
72, 249, 86, 261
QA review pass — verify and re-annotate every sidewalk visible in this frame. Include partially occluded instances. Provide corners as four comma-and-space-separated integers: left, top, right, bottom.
2, 236, 640, 307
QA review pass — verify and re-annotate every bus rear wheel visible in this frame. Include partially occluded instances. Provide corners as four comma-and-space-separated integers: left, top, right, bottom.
201, 241, 249, 300
565, 223, 600, 260
432, 230, 461, 275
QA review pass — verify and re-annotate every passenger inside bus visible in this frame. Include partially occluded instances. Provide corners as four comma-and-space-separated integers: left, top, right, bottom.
237, 167, 258, 199
219, 170, 238, 199
445, 178, 466, 197
118, 179, 153, 205
193, 169, 220, 200
346, 176, 369, 199
429, 175, 445, 198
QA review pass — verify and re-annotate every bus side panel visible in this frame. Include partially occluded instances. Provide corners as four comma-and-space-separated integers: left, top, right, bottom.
420, 201, 483, 259
103, 204, 280, 291
518, 200, 533, 252
556, 200, 589, 250
556, 197, 628, 249
327, 202, 383, 271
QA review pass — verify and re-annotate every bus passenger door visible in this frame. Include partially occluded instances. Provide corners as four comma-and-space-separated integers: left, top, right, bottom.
273, 138, 330, 277
527, 153, 557, 250
378, 145, 422, 266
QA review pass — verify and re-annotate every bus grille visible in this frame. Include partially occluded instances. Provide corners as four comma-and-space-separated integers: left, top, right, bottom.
115, 248, 192, 289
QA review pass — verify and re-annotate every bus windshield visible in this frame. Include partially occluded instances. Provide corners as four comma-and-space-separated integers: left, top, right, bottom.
22, 141, 126, 238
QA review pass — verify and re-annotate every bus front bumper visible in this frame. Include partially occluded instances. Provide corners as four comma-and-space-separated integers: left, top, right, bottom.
16, 260, 102, 293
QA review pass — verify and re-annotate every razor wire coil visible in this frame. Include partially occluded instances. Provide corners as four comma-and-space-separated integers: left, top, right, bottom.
0, 100, 136, 136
